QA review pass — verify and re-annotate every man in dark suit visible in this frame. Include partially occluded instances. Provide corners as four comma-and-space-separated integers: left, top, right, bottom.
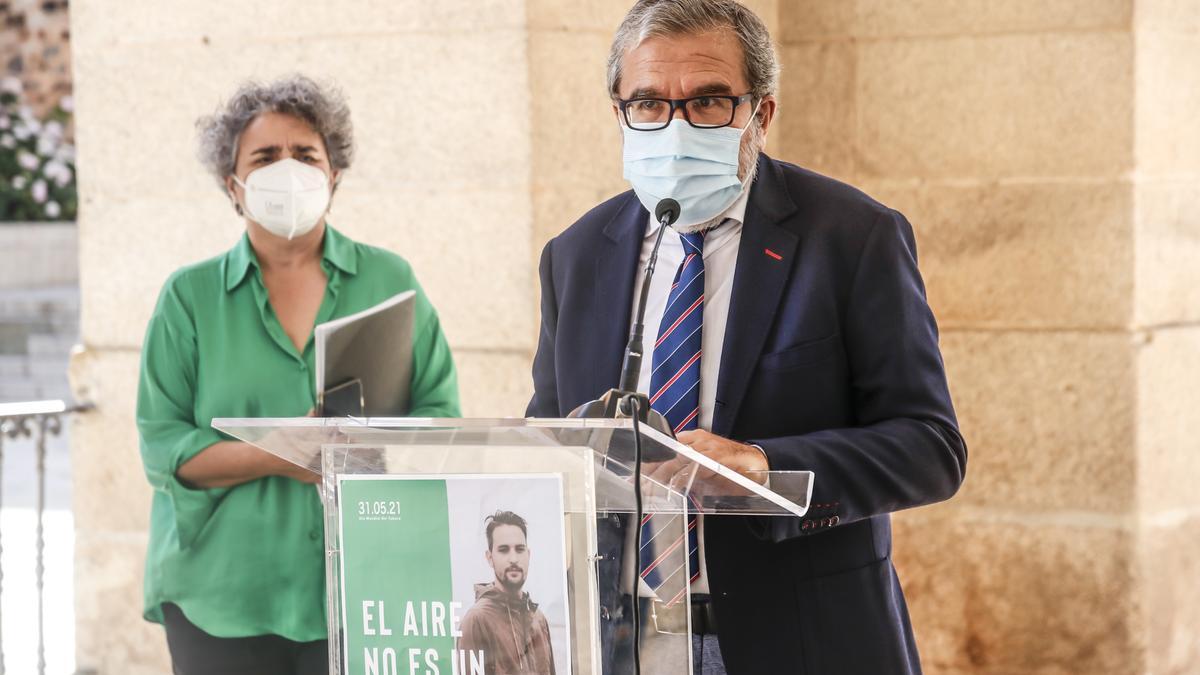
526, 1, 967, 673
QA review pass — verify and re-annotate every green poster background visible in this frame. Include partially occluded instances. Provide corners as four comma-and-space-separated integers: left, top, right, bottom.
339, 477, 455, 674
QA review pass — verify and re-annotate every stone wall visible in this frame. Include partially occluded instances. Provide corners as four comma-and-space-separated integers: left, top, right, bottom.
1, 0, 71, 116
68, 1, 1199, 673
0, 223, 77, 288
777, 1, 1200, 673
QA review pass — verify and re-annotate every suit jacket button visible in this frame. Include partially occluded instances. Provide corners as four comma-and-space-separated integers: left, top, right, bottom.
600, 606, 611, 620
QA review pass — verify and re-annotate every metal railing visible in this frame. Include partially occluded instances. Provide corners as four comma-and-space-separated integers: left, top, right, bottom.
0, 399, 91, 675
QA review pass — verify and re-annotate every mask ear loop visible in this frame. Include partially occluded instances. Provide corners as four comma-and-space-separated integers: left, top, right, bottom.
738, 100, 763, 138
327, 172, 339, 214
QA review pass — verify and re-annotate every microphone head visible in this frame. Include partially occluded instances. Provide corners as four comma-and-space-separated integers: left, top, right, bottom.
655, 199, 681, 226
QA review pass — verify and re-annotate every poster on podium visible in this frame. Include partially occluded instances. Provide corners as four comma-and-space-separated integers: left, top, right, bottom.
337, 474, 573, 675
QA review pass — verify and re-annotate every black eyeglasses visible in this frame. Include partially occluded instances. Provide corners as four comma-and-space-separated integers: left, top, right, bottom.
617, 94, 754, 131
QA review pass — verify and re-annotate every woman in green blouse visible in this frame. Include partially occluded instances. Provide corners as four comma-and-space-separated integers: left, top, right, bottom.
136, 75, 460, 674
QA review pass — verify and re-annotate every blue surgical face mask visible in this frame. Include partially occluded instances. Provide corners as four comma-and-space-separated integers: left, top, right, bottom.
621, 108, 758, 230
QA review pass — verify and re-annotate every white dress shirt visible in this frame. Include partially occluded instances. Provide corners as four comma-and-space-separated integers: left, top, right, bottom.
624, 187, 750, 595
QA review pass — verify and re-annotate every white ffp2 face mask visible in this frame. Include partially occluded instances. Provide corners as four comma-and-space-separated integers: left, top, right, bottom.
233, 158, 331, 240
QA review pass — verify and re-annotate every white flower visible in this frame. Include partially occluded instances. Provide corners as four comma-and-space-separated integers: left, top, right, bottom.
0, 115, 9, 130
37, 134, 56, 156
43, 160, 71, 187
0, 134, 14, 149
13, 123, 30, 141
31, 179, 47, 203
0, 77, 20, 95
58, 96, 73, 113
12, 175, 27, 190
43, 120, 63, 138
44, 201, 61, 218
17, 150, 39, 171
53, 144, 75, 162
17, 106, 36, 124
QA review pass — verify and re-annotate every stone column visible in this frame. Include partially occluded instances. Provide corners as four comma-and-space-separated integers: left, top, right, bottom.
778, 1, 1198, 673
68, 2, 537, 671
1133, 3, 1200, 672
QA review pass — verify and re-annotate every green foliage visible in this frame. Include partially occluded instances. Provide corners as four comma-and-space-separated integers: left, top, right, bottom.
0, 79, 78, 223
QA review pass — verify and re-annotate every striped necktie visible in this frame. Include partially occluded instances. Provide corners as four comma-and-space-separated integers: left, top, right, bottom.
639, 228, 707, 606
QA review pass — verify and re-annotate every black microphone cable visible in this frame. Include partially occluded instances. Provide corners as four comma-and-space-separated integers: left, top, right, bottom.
625, 393, 645, 675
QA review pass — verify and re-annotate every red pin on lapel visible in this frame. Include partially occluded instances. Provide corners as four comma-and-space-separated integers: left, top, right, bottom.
764, 248, 783, 261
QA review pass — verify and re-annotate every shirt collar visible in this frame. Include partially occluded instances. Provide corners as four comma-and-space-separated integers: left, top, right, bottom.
223, 224, 358, 292
643, 176, 754, 240
321, 224, 358, 276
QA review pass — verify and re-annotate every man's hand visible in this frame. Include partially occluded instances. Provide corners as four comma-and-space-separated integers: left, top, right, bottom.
677, 430, 769, 476
642, 430, 771, 492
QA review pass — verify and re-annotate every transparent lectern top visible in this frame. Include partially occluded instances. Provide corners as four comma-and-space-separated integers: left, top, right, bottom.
211, 416, 813, 517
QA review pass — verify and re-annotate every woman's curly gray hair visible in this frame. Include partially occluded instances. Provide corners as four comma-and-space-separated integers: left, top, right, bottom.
196, 75, 353, 188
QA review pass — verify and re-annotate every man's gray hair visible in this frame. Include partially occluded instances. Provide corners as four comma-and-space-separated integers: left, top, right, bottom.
196, 74, 353, 188
606, 0, 780, 100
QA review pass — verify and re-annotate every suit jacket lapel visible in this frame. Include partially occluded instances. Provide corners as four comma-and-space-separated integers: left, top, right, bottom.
590, 196, 647, 399
713, 156, 800, 438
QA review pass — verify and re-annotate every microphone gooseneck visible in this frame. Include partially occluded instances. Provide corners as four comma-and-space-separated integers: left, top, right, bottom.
569, 198, 680, 432
617, 198, 679, 394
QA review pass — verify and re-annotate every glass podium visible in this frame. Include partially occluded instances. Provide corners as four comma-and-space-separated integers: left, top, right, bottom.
213, 416, 813, 675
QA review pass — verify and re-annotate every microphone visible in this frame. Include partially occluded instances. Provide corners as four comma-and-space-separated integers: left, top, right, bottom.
654, 198, 681, 228
569, 198, 679, 437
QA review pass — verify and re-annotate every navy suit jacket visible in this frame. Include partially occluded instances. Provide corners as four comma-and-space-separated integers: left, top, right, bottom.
526, 154, 967, 674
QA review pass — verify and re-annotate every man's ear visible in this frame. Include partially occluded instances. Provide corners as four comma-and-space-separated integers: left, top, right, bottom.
755, 95, 778, 137
485, 549, 493, 565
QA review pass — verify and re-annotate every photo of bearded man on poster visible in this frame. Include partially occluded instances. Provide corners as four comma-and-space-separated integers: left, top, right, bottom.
458, 511, 557, 675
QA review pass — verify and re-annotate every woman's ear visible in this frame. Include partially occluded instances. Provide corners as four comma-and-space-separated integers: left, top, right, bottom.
330, 169, 342, 197
224, 175, 243, 216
